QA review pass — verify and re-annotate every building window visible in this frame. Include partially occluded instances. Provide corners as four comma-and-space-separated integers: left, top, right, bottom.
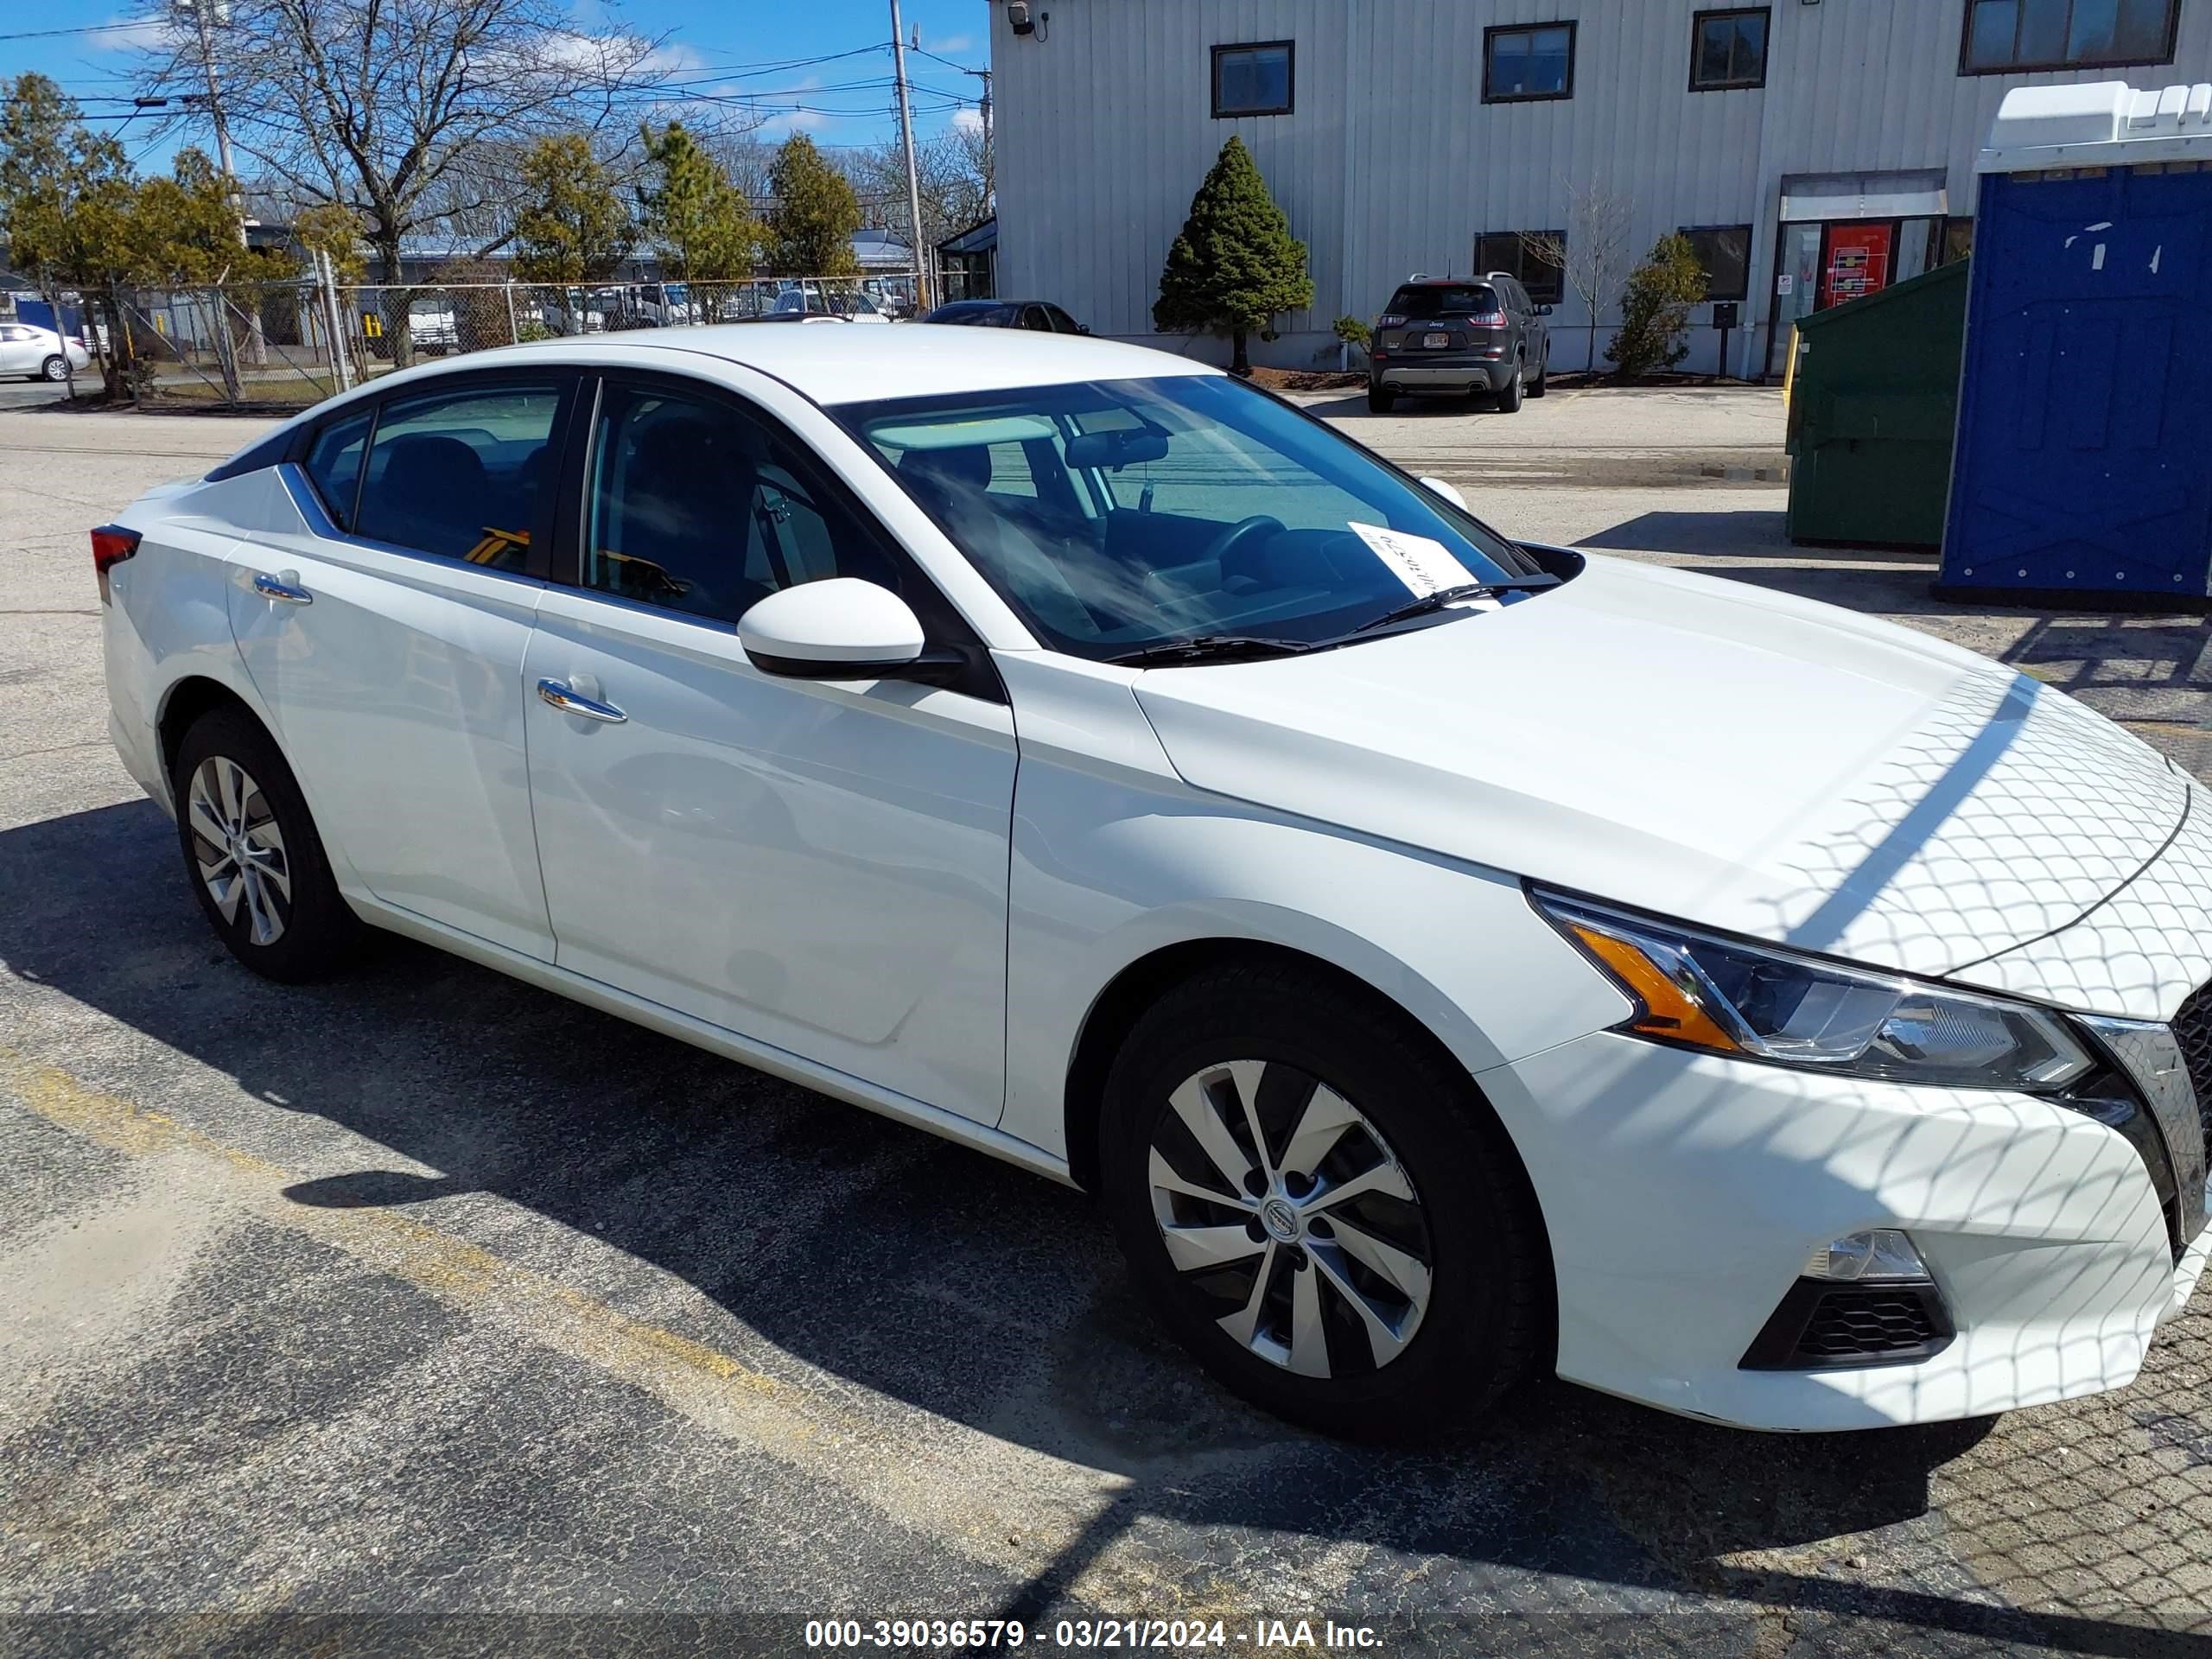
1960, 0, 2177, 73
1211, 41, 1294, 117
1680, 225, 1752, 302
1475, 231, 1567, 306
1690, 8, 1770, 89
1483, 22, 1576, 103
1943, 218, 1975, 264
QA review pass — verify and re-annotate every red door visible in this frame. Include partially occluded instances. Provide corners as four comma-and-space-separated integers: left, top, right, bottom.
1819, 222, 1894, 308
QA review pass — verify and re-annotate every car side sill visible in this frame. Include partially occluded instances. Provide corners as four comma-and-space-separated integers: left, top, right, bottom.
349, 894, 1078, 1188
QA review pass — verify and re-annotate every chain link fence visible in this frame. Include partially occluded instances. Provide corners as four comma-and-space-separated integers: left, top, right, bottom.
110, 271, 925, 411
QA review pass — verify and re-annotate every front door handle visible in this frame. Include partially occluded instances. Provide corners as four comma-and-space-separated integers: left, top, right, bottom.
252, 570, 312, 604
537, 677, 627, 723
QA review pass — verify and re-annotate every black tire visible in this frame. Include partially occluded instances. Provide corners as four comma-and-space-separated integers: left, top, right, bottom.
1495, 355, 1524, 413
1366, 384, 1394, 414
172, 706, 362, 982
1099, 961, 1548, 1440
41, 355, 67, 383
1527, 348, 1548, 397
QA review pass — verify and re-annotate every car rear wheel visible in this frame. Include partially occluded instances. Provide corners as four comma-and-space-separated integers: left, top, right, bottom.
1495, 356, 1524, 413
1099, 960, 1547, 1439
173, 707, 361, 982
41, 355, 68, 382
1367, 384, 1394, 414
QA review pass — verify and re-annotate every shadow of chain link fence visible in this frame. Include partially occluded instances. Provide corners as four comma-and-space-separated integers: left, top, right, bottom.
112, 271, 922, 412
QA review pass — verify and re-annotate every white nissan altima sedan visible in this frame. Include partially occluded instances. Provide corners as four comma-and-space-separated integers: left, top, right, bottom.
97, 327, 2212, 1437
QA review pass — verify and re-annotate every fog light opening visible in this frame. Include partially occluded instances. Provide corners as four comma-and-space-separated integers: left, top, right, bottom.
1802, 1228, 1930, 1284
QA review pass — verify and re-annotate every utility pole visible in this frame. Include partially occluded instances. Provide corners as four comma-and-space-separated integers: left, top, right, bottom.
957, 65, 993, 212
177, 0, 264, 365
888, 0, 931, 314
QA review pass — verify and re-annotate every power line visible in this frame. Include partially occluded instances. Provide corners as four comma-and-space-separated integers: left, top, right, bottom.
0, 19, 166, 43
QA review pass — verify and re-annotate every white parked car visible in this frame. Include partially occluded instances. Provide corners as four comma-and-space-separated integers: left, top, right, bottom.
95, 328, 2211, 1437
1, 320, 92, 381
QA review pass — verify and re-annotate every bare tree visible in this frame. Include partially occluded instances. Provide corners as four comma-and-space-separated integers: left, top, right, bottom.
134, 0, 667, 364
1526, 177, 1632, 375
838, 135, 988, 265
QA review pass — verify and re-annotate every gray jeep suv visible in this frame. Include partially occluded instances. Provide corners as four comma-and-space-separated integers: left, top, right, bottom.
1368, 276, 1550, 414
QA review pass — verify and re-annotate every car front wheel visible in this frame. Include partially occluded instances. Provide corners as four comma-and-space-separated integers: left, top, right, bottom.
1367, 384, 1394, 414
41, 355, 68, 382
1100, 961, 1547, 1439
173, 706, 361, 982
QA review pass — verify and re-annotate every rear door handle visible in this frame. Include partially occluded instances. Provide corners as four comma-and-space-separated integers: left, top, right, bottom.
253, 570, 312, 604
537, 677, 627, 723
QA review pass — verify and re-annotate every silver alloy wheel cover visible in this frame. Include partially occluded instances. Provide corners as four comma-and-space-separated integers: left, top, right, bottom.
1147, 1058, 1433, 1379
187, 754, 292, 946
42, 356, 67, 381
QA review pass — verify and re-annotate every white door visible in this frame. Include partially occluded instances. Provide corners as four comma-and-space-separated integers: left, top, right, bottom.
522, 372, 1017, 1122
0, 326, 36, 374
227, 373, 570, 959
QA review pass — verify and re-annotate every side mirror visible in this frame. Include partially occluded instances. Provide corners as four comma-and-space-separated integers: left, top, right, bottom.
1536, 304, 1554, 316
1418, 476, 1469, 511
738, 579, 930, 679
1077, 323, 1092, 335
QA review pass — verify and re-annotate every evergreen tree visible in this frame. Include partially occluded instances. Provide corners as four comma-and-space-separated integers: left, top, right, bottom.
1153, 137, 1313, 376
515, 134, 634, 285
1605, 232, 1707, 379
636, 120, 762, 283
766, 134, 861, 277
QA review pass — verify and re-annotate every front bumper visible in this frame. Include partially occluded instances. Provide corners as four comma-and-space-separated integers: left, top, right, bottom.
1482, 1030, 2207, 1431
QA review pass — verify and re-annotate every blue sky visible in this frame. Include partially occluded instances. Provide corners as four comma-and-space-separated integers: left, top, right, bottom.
0, 0, 992, 173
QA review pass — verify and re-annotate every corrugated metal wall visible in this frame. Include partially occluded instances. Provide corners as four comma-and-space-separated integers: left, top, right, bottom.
994, 0, 2212, 377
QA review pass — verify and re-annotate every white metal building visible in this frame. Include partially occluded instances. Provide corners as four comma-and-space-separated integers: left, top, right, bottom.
990, 0, 2212, 378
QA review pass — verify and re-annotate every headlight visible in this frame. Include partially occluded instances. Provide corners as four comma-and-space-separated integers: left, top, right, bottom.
1529, 889, 2094, 1092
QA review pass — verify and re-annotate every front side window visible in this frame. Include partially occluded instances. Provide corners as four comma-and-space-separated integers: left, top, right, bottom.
1212, 41, 1294, 117
353, 385, 559, 567
1691, 8, 1770, 89
837, 375, 1541, 662
1961, 0, 2176, 71
1484, 23, 1576, 102
583, 381, 905, 625
1474, 232, 1566, 306
303, 407, 374, 530
1681, 225, 1753, 302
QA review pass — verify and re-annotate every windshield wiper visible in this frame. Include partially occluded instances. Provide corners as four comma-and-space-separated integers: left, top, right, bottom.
1106, 634, 1316, 668
1349, 576, 1561, 635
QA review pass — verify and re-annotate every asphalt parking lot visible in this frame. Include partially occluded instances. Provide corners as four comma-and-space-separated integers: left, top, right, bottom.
4, 394, 2212, 1658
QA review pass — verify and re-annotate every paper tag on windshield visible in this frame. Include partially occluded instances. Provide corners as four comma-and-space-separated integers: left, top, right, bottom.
1348, 521, 1479, 596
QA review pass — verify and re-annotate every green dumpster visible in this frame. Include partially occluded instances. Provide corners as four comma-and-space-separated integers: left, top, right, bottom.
1785, 259, 1967, 550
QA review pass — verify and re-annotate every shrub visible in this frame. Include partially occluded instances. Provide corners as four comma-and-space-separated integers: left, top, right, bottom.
1605, 232, 1706, 379
1332, 314, 1373, 358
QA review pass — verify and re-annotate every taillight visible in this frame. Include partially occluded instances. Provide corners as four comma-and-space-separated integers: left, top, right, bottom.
1466, 310, 1509, 328
1378, 314, 1406, 327
92, 524, 139, 603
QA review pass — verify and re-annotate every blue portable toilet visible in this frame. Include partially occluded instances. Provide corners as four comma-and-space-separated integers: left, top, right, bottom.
1941, 80, 2212, 604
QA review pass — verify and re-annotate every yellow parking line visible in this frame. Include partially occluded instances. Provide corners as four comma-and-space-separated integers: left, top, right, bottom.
0, 1043, 1170, 1598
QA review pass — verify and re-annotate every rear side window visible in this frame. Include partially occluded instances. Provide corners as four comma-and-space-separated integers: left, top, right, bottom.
353, 384, 561, 569
1383, 285, 1497, 318
303, 410, 373, 529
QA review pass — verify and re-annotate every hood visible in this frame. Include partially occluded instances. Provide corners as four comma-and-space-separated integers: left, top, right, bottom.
1132, 556, 2186, 981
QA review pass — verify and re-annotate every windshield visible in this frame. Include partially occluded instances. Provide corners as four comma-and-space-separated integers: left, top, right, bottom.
836, 374, 1541, 660
1384, 285, 1497, 318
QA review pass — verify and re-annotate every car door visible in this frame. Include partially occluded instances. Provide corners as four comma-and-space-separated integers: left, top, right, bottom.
226, 372, 573, 959
521, 369, 1018, 1123
0, 326, 35, 374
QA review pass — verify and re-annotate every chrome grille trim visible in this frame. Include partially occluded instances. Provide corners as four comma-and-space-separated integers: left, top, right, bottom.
2081, 1013, 2209, 1246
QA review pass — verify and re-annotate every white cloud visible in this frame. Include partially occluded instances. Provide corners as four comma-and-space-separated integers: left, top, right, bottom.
928, 34, 973, 54
96, 14, 183, 52
950, 106, 985, 134
753, 76, 830, 136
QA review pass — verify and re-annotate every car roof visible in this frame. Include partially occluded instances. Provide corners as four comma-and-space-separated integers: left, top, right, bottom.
321, 325, 1213, 408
